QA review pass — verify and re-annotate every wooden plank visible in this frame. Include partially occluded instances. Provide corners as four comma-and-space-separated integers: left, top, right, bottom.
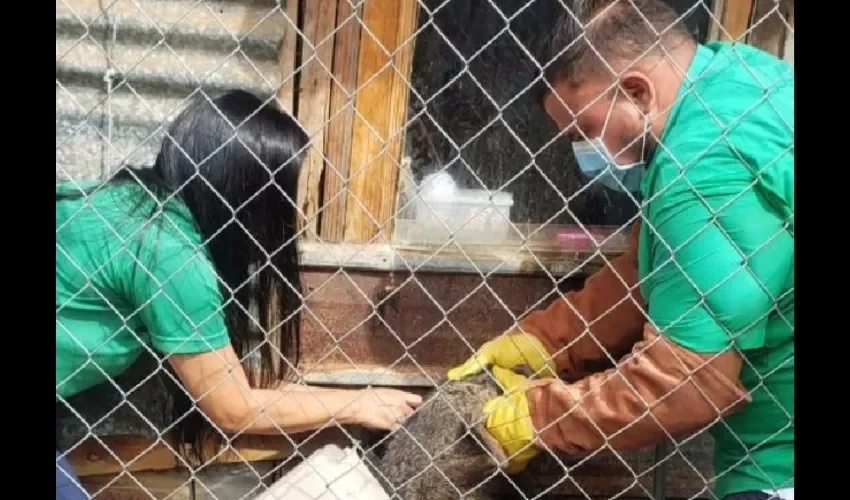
320, 0, 364, 242
782, 2, 794, 64
343, 0, 420, 243
275, 0, 300, 114
706, 0, 726, 42
296, 0, 340, 239
81, 469, 193, 500
300, 220, 631, 276
746, 0, 787, 57
718, 0, 755, 41
297, 240, 617, 276
68, 428, 351, 477
380, 0, 419, 238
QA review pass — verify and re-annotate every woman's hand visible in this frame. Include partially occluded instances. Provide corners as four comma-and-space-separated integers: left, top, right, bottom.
345, 388, 423, 431
169, 346, 423, 435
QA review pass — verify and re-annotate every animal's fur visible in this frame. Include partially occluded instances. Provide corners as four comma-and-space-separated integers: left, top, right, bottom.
364, 369, 573, 500
365, 371, 507, 499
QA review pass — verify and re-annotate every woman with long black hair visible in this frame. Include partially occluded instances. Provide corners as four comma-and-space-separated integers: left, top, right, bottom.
56, 90, 422, 499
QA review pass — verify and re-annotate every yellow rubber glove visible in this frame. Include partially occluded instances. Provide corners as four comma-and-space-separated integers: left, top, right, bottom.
447, 333, 557, 381
488, 365, 528, 392
482, 366, 540, 474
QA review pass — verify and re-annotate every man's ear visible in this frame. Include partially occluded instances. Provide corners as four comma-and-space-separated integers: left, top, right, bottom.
542, 87, 573, 130
619, 71, 655, 115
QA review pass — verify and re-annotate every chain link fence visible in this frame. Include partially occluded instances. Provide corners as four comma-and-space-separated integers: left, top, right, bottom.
57, 0, 794, 498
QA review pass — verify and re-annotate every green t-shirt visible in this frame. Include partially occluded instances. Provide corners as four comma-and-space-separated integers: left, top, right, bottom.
638, 42, 794, 497
56, 181, 231, 400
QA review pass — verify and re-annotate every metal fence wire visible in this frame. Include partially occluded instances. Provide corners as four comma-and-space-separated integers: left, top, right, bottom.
56, 0, 794, 499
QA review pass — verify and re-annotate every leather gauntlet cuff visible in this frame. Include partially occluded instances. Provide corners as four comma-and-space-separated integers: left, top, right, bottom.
517, 222, 646, 376
525, 324, 751, 455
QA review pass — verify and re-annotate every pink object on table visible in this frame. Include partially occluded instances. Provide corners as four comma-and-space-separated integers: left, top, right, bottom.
556, 229, 607, 249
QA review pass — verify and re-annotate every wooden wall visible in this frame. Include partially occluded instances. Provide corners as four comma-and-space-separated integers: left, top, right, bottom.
709, 0, 794, 62
279, 0, 419, 244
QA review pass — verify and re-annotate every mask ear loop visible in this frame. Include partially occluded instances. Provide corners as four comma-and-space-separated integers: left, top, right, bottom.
597, 87, 642, 172
637, 117, 649, 164
630, 80, 654, 166
611, 84, 653, 171
596, 87, 618, 147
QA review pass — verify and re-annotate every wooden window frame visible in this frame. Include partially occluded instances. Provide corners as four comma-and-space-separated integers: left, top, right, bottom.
288, 0, 794, 279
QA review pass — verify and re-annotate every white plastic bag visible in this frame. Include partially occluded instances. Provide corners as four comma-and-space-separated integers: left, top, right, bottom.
252, 444, 389, 500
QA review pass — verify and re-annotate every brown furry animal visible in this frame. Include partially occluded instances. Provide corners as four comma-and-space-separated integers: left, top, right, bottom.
364, 369, 573, 500
365, 370, 506, 499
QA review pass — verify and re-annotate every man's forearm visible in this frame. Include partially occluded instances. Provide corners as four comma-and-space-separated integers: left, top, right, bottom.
525, 324, 750, 455
517, 222, 646, 375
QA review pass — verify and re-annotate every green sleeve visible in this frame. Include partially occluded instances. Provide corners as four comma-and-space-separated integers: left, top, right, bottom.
118, 220, 231, 355
645, 151, 792, 353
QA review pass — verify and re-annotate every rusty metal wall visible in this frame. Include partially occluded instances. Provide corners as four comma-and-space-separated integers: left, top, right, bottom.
300, 268, 716, 499
299, 269, 581, 379
56, 0, 289, 181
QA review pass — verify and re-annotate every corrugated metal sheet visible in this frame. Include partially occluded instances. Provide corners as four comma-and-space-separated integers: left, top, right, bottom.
56, 0, 292, 180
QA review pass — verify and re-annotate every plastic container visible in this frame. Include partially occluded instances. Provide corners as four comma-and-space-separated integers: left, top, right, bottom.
414, 188, 514, 241
254, 444, 389, 500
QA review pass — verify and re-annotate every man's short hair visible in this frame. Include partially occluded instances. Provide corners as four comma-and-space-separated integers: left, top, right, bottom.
544, 0, 696, 87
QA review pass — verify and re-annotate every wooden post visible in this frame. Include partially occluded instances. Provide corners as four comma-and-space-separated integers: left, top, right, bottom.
276, 0, 300, 115
746, 0, 789, 57
706, 0, 724, 42
295, 0, 339, 238
718, 0, 755, 42
782, 2, 794, 64
343, 0, 419, 243
320, 0, 364, 241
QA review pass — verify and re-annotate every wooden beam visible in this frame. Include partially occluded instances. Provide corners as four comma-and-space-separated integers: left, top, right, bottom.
81, 469, 194, 500
343, 0, 419, 243
746, 0, 788, 57
706, 0, 724, 41
67, 428, 352, 477
275, 0, 300, 114
782, 2, 794, 64
299, 221, 631, 276
296, 0, 339, 239
718, 0, 755, 41
320, 0, 364, 241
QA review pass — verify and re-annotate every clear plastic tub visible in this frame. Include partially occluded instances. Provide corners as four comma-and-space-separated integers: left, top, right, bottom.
412, 188, 514, 244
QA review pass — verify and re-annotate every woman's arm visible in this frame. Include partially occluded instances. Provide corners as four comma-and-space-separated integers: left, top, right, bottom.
168, 345, 421, 435
120, 225, 421, 436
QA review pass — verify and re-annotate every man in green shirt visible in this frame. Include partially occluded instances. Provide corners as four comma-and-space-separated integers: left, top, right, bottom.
447, 1, 793, 499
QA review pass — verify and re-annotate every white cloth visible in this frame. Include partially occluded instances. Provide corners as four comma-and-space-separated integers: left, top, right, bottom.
253, 444, 389, 500
763, 487, 794, 500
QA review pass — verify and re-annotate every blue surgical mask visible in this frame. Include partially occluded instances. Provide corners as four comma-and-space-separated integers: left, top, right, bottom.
572, 89, 648, 194
572, 138, 645, 193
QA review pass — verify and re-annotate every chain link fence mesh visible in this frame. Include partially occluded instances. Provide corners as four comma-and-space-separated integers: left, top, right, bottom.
57, 0, 793, 498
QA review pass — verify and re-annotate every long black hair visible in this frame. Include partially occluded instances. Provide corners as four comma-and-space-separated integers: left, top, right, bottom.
58, 89, 308, 463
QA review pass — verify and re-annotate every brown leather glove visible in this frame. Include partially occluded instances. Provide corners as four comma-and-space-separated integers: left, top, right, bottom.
525, 324, 751, 454
517, 221, 646, 377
